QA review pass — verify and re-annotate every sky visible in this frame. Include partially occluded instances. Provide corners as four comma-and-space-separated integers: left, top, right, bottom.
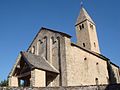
0, 0, 120, 81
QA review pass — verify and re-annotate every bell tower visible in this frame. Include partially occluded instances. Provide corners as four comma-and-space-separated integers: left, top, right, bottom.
75, 6, 100, 53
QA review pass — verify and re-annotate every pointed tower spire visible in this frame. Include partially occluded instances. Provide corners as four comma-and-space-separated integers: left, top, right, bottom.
75, 5, 100, 53
75, 7, 95, 26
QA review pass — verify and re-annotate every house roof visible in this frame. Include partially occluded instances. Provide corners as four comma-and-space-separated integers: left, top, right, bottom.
21, 51, 59, 73
27, 27, 71, 52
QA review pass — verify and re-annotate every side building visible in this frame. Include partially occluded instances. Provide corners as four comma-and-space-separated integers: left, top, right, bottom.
8, 6, 120, 87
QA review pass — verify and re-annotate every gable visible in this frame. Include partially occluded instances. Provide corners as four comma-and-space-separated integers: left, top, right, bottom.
9, 51, 59, 77
27, 27, 71, 52
8, 53, 32, 77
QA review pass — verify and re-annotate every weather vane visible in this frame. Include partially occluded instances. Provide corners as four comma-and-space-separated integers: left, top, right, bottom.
80, 0, 83, 7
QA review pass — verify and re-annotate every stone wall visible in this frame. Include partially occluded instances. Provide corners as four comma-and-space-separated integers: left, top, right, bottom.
66, 44, 109, 86
110, 64, 120, 83
0, 84, 120, 90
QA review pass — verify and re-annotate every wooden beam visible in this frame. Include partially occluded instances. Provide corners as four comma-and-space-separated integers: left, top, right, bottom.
17, 72, 31, 78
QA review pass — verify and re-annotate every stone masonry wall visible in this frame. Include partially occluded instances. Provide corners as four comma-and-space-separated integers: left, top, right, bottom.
66, 44, 109, 86
0, 84, 120, 90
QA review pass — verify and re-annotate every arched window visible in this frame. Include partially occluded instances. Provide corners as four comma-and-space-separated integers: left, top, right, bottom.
90, 23, 94, 30
82, 24, 84, 28
79, 24, 84, 30
79, 25, 82, 30
83, 43, 85, 47
94, 42, 96, 47
84, 57, 87, 60
96, 62, 99, 65
95, 78, 99, 85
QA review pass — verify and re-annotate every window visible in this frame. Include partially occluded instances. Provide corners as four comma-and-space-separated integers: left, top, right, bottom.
79, 24, 84, 30
39, 39, 43, 44
95, 78, 99, 85
84, 57, 87, 60
90, 24, 94, 29
94, 42, 96, 47
82, 24, 84, 28
79, 25, 82, 30
96, 78, 98, 80
96, 62, 99, 65
83, 43, 85, 47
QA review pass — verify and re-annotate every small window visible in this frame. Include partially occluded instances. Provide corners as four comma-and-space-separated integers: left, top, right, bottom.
82, 24, 84, 28
90, 24, 93, 29
83, 43, 85, 47
94, 42, 96, 47
84, 57, 87, 60
39, 39, 43, 44
79, 25, 82, 30
95, 78, 98, 81
79, 24, 84, 30
95, 78, 99, 85
96, 62, 99, 65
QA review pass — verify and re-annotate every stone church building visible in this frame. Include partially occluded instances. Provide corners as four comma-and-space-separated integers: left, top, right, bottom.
8, 6, 120, 87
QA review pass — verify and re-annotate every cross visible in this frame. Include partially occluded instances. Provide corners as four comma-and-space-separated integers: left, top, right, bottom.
80, 0, 83, 7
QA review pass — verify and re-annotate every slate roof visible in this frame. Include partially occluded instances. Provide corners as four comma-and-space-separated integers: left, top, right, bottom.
76, 7, 95, 26
21, 51, 59, 73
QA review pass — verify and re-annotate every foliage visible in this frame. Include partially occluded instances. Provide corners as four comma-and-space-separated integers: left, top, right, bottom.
0, 79, 8, 87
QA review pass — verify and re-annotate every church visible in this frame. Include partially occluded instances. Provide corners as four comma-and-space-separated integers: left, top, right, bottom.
8, 5, 120, 87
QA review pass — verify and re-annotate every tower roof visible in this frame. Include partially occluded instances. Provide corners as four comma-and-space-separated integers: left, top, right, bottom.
76, 7, 95, 25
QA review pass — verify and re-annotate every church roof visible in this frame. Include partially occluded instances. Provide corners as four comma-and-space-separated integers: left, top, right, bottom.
41, 27, 72, 38
71, 43, 109, 61
21, 51, 59, 73
76, 7, 95, 26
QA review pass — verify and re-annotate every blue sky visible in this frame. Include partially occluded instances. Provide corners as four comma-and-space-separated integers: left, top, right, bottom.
0, 0, 120, 81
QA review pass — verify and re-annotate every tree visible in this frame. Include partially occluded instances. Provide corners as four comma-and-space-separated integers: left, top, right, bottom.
0, 79, 8, 87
